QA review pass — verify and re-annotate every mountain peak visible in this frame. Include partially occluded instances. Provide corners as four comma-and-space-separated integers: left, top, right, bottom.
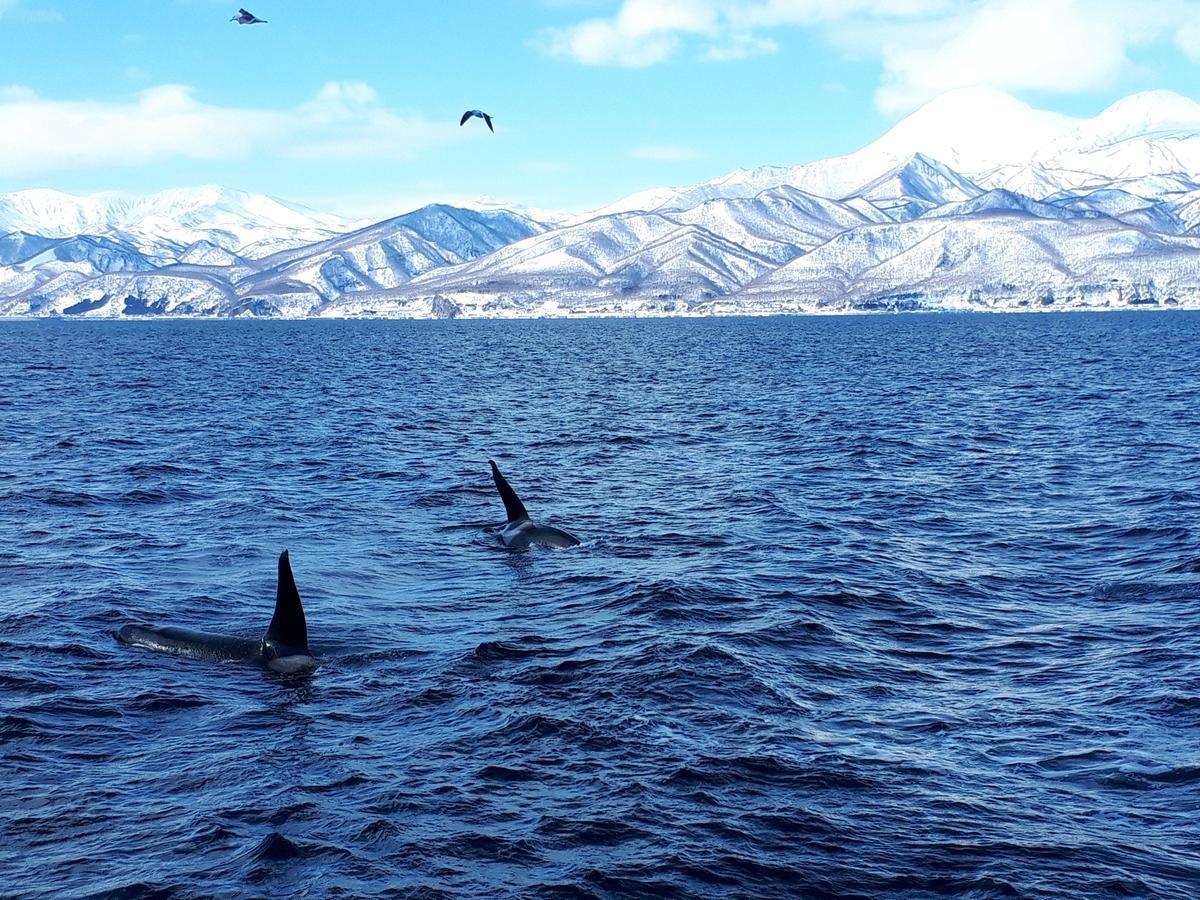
908, 85, 1038, 118
1087, 90, 1200, 139
866, 87, 1077, 173
0, 185, 354, 248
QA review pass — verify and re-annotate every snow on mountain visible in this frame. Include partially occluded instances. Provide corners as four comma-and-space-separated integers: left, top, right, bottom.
234, 204, 549, 305
0, 186, 356, 257
1042, 188, 1185, 234
318, 188, 912, 317
0, 232, 58, 267
874, 89, 1200, 198
586, 165, 799, 218
7, 88, 1200, 318
410, 212, 687, 290
1044, 187, 1156, 215
1030, 91, 1200, 179
734, 215, 1200, 313
0, 233, 161, 302
923, 189, 1078, 222
596, 225, 774, 298
459, 196, 573, 227
320, 215, 743, 318
3, 203, 550, 317
597, 88, 1200, 217
0, 269, 236, 318
862, 88, 1074, 177
1163, 187, 1200, 233
177, 241, 249, 268
0, 189, 115, 238
19, 235, 158, 274
594, 87, 1072, 214
851, 154, 984, 220
667, 187, 884, 262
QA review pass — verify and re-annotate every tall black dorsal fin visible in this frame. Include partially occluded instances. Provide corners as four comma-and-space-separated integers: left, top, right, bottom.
265, 550, 308, 650
490, 460, 529, 522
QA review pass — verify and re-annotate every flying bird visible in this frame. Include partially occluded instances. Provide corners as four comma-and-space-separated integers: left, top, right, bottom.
231, 8, 267, 24
460, 110, 494, 133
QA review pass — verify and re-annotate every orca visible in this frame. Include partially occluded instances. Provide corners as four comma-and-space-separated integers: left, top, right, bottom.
117, 550, 317, 674
489, 459, 580, 550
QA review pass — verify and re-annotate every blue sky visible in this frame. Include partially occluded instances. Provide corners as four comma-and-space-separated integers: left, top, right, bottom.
1, 0, 1199, 217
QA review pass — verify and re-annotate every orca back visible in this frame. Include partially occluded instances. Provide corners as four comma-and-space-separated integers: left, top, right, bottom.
265, 550, 308, 651
490, 460, 530, 523
530, 524, 581, 548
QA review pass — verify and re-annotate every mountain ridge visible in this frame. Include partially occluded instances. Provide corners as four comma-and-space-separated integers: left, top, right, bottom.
5, 88, 1200, 318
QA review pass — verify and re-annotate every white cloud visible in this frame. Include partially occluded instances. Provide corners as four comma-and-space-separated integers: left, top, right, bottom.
0, 86, 37, 101
0, 0, 62, 22
1178, 15, 1200, 60
703, 32, 777, 61
541, 0, 721, 66
0, 83, 464, 176
541, 0, 1200, 113
868, 0, 1194, 114
289, 82, 459, 161
540, 0, 954, 66
630, 144, 701, 160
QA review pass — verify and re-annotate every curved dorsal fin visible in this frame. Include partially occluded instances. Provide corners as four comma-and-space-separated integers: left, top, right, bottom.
265, 550, 308, 650
490, 460, 529, 522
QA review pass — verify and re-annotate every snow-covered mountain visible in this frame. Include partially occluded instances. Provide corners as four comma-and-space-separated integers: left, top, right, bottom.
851, 154, 983, 221
6, 88, 1200, 318
596, 87, 1200, 215
324, 187, 886, 318
232, 204, 548, 309
734, 215, 1200, 313
0, 186, 358, 258
0, 204, 549, 318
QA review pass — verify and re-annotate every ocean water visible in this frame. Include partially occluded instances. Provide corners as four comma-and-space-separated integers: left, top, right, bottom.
1, 313, 1198, 898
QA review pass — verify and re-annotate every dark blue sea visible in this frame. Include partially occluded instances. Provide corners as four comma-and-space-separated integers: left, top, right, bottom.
1, 313, 1198, 898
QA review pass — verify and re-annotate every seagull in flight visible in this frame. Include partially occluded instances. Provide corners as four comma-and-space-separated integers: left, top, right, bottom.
231, 8, 267, 24
460, 110, 495, 133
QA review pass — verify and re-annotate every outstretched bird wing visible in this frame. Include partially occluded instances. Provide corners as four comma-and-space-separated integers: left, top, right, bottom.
483, 113, 494, 133
460, 110, 474, 126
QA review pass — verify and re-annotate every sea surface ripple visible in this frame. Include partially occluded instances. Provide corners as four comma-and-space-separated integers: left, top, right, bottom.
1, 313, 1198, 898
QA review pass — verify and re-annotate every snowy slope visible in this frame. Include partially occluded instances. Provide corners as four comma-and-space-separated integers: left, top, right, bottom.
0, 186, 356, 257
7, 88, 1200, 318
596, 88, 1200, 217
326, 187, 889, 316
586, 165, 798, 217
235, 205, 549, 304
851, 154, 984, 220
669, 187, 884, 262
2, 204, 550, 316
735, 216, 1200, 312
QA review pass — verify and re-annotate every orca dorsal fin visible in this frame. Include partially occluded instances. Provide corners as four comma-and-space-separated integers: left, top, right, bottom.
265, 550, 308, 651
490, 460, 529, 522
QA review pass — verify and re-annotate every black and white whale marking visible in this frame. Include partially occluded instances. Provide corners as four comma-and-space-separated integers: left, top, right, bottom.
117, 550, 317, 674
489, 459, 580, 550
